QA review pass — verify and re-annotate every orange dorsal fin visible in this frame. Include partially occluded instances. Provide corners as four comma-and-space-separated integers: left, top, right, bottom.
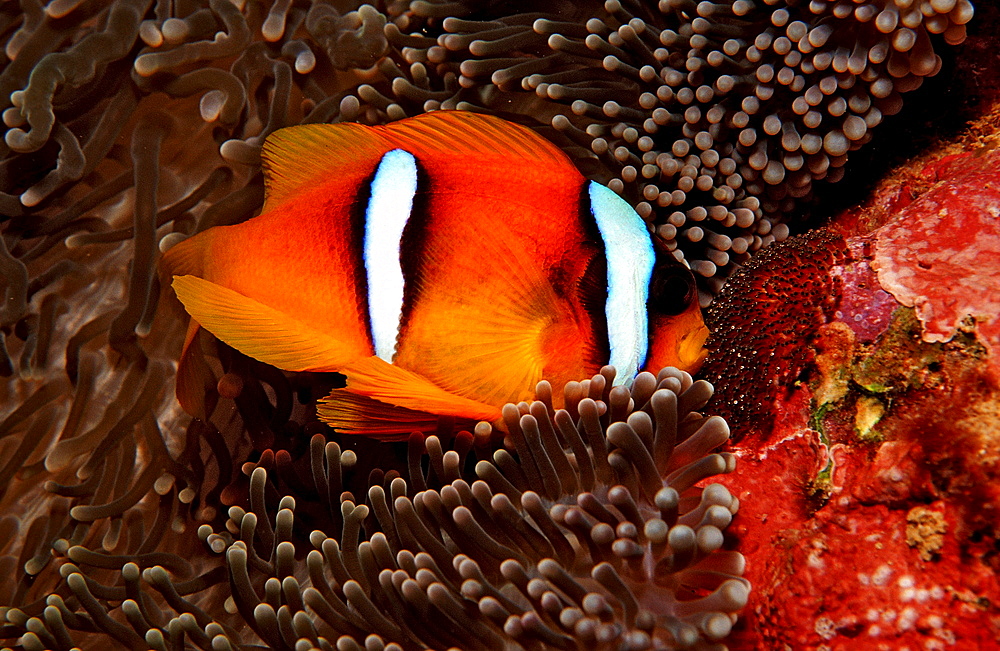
379, 111, 573, 169
172, 275, 364, 372
319, 356, 503, 425
261, 111, 571, 210
261, 122, 393, 209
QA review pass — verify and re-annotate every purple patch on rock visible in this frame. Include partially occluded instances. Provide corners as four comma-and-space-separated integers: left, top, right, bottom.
831, 240, 900, 343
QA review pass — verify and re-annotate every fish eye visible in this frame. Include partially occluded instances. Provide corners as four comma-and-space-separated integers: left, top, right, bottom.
648, 263, 697, 316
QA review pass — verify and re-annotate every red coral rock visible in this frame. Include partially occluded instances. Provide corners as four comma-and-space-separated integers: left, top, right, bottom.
873, 148, 1000, 382
759, 495, 1000, 649
851, 439, 937, 506
709, 145, 1000, 649
719, 374, 1000, 649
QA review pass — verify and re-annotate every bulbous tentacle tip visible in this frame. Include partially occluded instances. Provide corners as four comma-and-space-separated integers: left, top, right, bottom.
185, 366, 748, 649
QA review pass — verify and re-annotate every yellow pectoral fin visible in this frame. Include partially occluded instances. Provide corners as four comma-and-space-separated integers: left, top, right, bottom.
171, 275, 364, 373
323, 356, 504, 423
667, 306, 710, 373
678, 320, 710, 372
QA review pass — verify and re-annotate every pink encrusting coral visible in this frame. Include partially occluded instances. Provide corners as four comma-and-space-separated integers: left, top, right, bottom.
873, 148, 1000, 381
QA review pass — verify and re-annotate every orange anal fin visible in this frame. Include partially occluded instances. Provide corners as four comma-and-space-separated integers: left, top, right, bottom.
172, 275, 363, 373
317, 390, 470, 441
320, 356, 503, 425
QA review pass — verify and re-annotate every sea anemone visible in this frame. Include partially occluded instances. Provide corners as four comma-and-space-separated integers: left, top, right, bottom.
2, 367, 747, 649
340, 0, 972, 297
0, 0, 973, 306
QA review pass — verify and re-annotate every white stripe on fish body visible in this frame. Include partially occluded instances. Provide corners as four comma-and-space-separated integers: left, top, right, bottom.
364, 149, 417, 362
587, 181, 654, 385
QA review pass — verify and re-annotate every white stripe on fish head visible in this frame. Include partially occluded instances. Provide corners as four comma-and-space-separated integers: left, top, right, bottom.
364, 149, 417, 362
587, 181, 654, 385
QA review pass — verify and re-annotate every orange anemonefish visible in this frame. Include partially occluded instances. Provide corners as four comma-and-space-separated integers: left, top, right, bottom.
161, 111, 708, 439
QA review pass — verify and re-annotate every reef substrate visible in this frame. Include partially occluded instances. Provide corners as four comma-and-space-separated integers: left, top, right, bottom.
703, 103, 1000, 648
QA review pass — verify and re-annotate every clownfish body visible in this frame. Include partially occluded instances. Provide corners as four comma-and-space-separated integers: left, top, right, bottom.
162, 111, 708, 439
